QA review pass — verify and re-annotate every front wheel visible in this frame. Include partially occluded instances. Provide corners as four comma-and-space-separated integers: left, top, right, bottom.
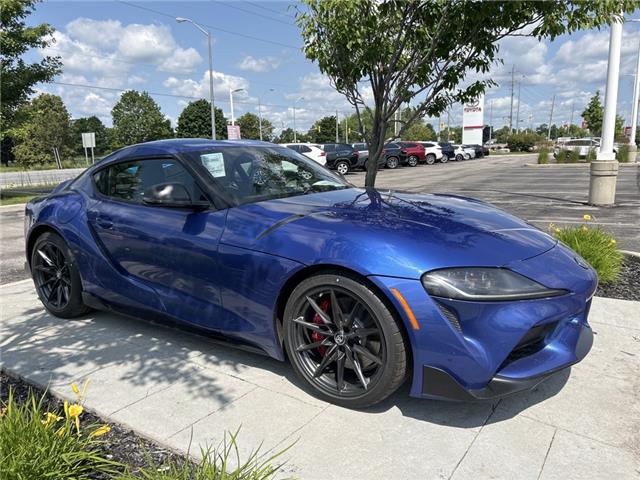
407, 155, 419, 167
385, 156, 399, 169
335, 160, 350, 175
440, 155, 449, 164
283, 273, 408, 408
31, 231, 91, 318
455, 153, 464, 161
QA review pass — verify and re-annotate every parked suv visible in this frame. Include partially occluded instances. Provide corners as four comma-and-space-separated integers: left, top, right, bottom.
318, 143, 359, 175
352, 143, 387, 170
397, 142, 425, 167
465, 144, 485, 159
382, 142, 408, 169
281, 143, 326, 165
416, 142, 444, 165
437, 142, 455, 163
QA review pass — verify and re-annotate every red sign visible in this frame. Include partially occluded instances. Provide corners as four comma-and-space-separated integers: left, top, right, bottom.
624, 126, 632, 136
227, 125, 241, 140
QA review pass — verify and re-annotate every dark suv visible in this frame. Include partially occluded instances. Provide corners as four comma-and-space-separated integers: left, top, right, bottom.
464, 144, 485, 159
437, 142, 455, 163
382, 143, 409, 169
318, 143, 359, 175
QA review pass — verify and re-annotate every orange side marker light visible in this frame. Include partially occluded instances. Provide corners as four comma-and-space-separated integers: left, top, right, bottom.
391, 288, 420, 330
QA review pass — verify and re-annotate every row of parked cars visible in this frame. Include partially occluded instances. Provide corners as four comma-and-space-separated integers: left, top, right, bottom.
282, 141, 489, 175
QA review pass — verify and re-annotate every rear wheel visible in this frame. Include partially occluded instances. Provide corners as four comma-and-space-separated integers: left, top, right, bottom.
425, 154, 436, 165
455, 153, 464, 161
283, 273, 408, 408
407, 155, 419, 167
440, 155, 449, 164
31, 232, 90, 318
386, 156, 399, 169
336, 160, 350, 175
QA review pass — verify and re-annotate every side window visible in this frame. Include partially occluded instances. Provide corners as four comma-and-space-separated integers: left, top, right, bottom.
288, 145, 300, 152
300, 145, 311, 153
93, 159, 206, 204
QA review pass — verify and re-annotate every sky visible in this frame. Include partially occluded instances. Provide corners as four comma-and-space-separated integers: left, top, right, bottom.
26, 1, 640, 135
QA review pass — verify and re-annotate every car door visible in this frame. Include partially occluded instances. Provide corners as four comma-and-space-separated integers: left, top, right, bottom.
87, 156, 228, 330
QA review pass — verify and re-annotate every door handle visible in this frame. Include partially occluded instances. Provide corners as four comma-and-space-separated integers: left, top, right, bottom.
95, 217, 113, 229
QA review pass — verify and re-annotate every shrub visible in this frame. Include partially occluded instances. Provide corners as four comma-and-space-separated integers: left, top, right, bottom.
617, 143, 629, 163
551, 215, 623, 284
585, 147, 597, 163
0, 383, 119, 480
555, 149, 567, 163
537, 146, 549, 164
506, 132, 543, 152
115, 428, 290, 480
566, 149, 580, 163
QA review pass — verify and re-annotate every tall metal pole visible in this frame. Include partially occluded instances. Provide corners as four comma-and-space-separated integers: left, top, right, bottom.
489, 100, 493, 142
335, 110, 339, 143
515, 78, 521, 132
509, 65, 515, 133
258, 96, 263, 141
589, 14, 623, 205
293, 103, 297, 143
547, 94, 555, 141
569, 102, 575, 128
446, 110, 451, 142
630, 39, 640, 147
229, 89, 235, 126
207, 32, 216, 140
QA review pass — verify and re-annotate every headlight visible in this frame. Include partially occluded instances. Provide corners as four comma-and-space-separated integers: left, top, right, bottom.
421, 268, 567, 301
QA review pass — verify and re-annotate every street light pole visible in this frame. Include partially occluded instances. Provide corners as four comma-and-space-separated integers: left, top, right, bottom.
176, 17, 216, 140
258, 88, 275, 141
229, 88, 244, 126
293, 96, 304, 143
589, 14, 623, 205
629, 39, 640, 162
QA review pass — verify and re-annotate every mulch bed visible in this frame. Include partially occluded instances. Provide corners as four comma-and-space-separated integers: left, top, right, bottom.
0, 371, 187, 478
595, 254, 640, 302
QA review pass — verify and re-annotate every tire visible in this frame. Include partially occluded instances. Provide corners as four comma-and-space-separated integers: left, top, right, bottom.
336, 160, 350, 175
440, 155, 448, 164
283, 272, 408, 408
425, 154, 436, 165
455, 153, 464, 162
385, 156, 399, 169
31, 231, 91, 318
407, 155, 419, 167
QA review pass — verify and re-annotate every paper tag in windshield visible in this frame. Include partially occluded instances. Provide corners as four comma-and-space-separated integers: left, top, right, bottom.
201, 153, 225, 177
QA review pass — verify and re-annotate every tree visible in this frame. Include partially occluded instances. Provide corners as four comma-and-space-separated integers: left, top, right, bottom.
297, 0, 634, 187
275, 128, 309, 143
111, 91, 173, 148
439, 126, 462, 143
70, 116, 107, 155
237, 112, 274, 140
308, 115, 338, 143
13, 94, 72, 167
581, 91, 604, 136
0, 0, 61, 136
404, 121, 437, 141
176, 99, 227, 140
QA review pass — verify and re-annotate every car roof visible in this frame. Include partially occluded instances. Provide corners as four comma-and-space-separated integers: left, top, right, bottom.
113, 138, 274, 157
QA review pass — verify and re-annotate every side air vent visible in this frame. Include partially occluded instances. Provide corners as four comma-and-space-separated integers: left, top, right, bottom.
436, 302, 462, 334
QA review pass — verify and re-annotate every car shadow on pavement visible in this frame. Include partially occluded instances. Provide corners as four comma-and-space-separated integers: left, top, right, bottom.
1, 306, 569, 429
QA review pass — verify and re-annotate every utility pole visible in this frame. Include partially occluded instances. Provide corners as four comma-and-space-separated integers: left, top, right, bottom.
589, 14, 622, 205
569, 102, 575, 128
509, 65, 515, 133
547, 94, 556, 141
528, 112, 533, 132
335, 109, 339, 143
394, 110, 400, 138
629, 39, 640, 162
446, 110, 451, 142
515, 77, 522, 132
489, 100, 493, 142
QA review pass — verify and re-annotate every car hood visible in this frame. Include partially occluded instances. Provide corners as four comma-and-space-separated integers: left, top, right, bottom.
222, 188, 557, 279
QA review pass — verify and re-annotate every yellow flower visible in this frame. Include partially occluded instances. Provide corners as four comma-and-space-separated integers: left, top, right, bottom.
63, 400, 69, 417
610, 239, 617, 245
583, 214, 592, 221
68, 403, 83, 419
0, 407, 6, 418
555, 228, 561, 234
56, 426, 66, 437
581, 225, 588, 232
71, 382, 80, 396
42, 412, 63, 426
90, 425, 111, 438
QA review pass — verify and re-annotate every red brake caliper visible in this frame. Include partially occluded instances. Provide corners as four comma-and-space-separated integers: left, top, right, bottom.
310, 296, 331, 356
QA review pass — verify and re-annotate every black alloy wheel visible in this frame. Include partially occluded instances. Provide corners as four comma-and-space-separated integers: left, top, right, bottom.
425, 154, 436, 165
407, 155, 419, 167
456, 153, 464, 161
31, 232, 91, 318
386, 156, 399, 169
284, 273, 407, 408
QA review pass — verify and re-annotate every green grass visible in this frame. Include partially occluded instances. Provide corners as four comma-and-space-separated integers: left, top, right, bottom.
0, 194, 38, 205
537, 147, 549, 164
1, 156, 94, 172
617, 144, 630, 163
553, 223, 623, 284
0, 388, 120, 480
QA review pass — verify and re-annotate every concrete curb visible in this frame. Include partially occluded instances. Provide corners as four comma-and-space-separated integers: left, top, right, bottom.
620, 250, 640, 259
0, 203, 26, 212
523, 162, 639, 167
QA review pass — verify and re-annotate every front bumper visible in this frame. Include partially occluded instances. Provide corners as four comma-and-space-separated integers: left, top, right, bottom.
421, 323, 593, 401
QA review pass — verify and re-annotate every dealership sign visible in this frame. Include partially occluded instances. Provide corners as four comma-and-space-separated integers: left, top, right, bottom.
227, 125, 241, 140
462, 95, 484, 145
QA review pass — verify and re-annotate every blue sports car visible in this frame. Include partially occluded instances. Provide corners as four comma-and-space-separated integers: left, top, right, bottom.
25, 139, 596, 408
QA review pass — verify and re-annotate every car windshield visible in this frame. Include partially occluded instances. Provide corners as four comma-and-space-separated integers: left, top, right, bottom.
184, 146, 350, 206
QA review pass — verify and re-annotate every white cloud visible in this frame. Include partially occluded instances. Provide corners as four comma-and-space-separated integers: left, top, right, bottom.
158, 47, 202, 73
117, 23, 176, 63
237, 55, 281, 72
163, 70, 251, 100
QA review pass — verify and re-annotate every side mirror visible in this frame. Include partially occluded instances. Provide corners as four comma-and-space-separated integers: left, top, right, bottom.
142, 182, 209, 210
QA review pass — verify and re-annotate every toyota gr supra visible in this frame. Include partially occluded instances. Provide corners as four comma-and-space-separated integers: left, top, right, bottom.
25, 139, 596, 408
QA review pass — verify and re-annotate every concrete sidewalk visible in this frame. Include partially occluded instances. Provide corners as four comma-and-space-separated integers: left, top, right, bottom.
1, 279, 639, 479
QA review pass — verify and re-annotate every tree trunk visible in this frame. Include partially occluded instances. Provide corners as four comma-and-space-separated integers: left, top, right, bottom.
364, 118, 387, 188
